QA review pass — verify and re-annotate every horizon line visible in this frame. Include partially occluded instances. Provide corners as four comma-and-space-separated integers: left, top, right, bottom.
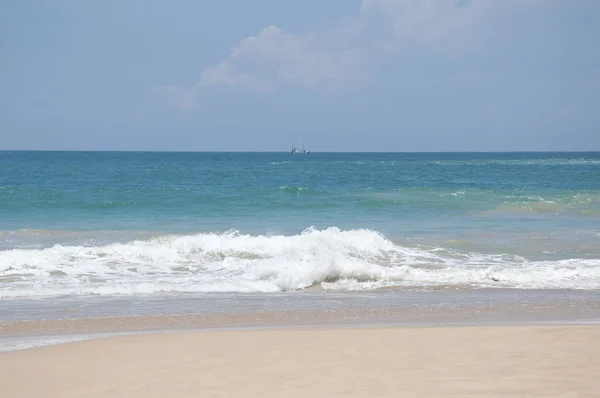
1, 149, 599, 154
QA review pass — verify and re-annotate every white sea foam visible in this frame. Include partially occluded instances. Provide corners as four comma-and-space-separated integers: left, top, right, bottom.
0, 334, 110, 353
1, 227, 600, 298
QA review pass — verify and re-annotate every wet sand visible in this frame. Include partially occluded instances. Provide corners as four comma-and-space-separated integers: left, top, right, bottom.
4, 292, 600, 340
1, 325, 599, 398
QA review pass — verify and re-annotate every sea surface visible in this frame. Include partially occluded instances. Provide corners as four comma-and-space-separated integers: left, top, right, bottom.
1, 151, 600, 299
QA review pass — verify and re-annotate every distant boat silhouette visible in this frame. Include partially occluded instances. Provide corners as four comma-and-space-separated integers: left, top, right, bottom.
291, 143, 310, 155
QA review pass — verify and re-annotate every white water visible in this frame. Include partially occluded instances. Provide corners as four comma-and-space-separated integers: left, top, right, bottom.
1, 227, 600, 298
0, 334, 116, 353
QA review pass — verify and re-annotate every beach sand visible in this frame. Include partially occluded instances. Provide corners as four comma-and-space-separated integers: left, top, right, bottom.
1, 326, 599, 398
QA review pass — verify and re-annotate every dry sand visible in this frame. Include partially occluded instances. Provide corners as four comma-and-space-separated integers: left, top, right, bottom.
1, 326, 599, 398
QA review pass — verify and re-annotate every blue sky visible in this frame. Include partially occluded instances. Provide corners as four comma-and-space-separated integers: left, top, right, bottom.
1, 0, 599, 151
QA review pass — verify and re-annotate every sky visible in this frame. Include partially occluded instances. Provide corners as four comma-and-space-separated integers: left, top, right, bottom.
1, 0, 599, 152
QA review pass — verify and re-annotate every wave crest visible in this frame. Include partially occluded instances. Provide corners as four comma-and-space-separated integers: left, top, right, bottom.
1, 227, 600, 297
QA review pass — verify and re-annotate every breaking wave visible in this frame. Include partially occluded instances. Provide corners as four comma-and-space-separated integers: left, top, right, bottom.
1, 227, 600, 298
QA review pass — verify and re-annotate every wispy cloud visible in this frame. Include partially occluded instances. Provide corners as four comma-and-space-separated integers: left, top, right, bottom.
160, 0, 549, 108
197, 26, 362, 89
361, 0, 546, 52
158, 25, 364, 108
155, 85, 198, 110
362, 0, 495, 51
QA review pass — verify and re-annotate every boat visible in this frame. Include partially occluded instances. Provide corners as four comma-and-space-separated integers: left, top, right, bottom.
291, 143, 310, 155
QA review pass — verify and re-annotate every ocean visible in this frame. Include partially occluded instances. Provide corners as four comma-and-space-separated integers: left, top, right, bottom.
1, 151, 600, 349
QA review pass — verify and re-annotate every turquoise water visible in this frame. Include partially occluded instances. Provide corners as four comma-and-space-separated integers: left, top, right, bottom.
2, 151, 599, 233
1, 151, 599, 297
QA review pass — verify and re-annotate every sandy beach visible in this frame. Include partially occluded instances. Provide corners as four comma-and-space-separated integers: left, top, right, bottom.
1, 325, 599, 398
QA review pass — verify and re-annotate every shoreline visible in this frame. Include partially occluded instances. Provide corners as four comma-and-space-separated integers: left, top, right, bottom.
3, 288, 600, 352
3, 309, 600, 353
2, 325, 598, 397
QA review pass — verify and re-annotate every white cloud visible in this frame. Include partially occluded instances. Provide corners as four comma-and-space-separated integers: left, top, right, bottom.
363, 0, 490, 47
360, 0, 542, 51
161, 0, 549, 107
160, 25, 363, 107
199, 61, 255, 88
154, 85, 198, 109
198, 25, 362, 89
